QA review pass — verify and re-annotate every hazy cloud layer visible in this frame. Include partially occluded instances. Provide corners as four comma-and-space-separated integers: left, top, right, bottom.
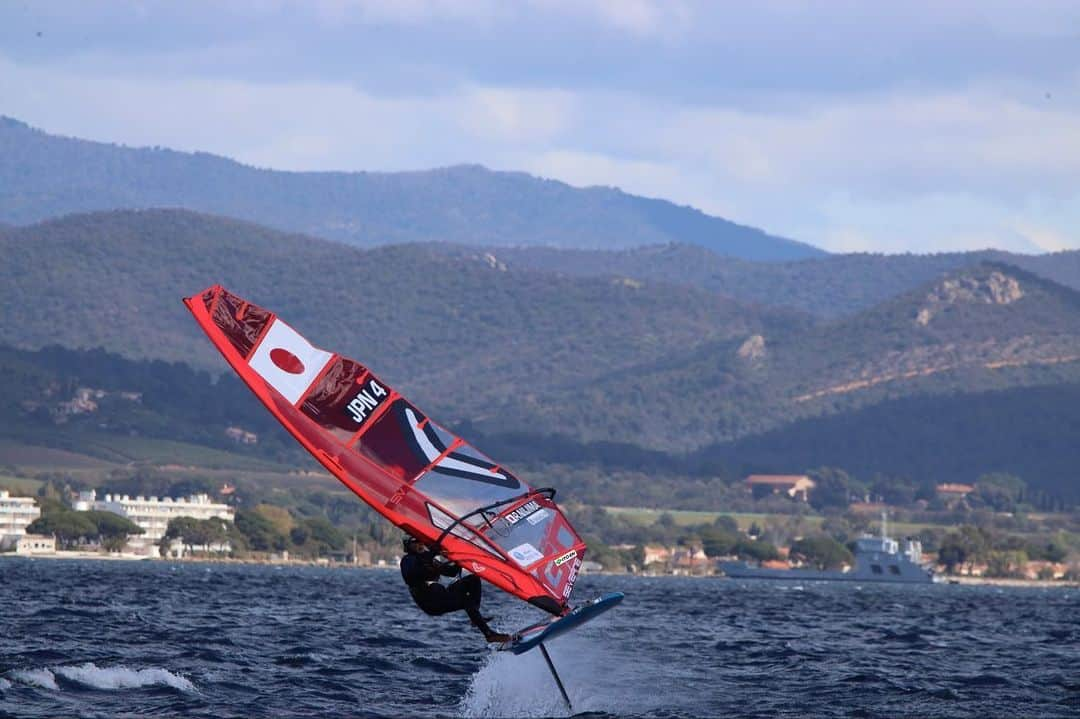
2, 1, 1078, 253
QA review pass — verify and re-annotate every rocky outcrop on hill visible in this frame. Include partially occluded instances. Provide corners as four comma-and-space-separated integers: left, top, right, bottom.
915, 271, 1024, 325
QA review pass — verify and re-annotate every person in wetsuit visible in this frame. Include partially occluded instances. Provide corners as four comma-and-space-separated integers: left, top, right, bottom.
400, 536, 511, 643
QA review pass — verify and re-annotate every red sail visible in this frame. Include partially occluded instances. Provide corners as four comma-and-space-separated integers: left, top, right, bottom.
185, 286, 585, 615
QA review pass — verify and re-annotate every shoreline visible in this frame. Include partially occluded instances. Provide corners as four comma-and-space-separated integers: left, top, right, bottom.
4, 552, 1077, 588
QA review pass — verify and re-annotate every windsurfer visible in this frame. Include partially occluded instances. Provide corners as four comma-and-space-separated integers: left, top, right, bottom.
400, 536, 511, 643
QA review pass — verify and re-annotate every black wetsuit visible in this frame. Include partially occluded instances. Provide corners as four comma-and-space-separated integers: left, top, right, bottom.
400, 549, 494, 637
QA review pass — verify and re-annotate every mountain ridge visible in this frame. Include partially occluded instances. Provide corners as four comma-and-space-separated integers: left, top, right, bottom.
0, 116, 822, 261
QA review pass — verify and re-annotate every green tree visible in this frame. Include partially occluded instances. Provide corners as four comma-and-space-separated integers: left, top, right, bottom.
821, 516, 855, 544
163, 516, 228, 555
699, 526, 739, 558
938, 525, 989, 574
735, 538, 780, 562
1024, 540, 1067, 563
27, 509, 141, 551
808, 467, 862, 511
789, 535, 854, 570
712, 515, 739, 533
301, 516, 347, 551
235, 508, 285, 552
290, 525, 310, 546
86, 511, 143, 552
26, 511, 97, 549
985, 550, 1028, 578
971, 474, 1027, 513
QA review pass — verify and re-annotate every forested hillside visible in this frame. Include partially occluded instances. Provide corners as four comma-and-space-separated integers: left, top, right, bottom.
4, 210, 1080, 458
0, 116, 821, 260
3, 344, 1078, 507
483, 263, 1080, 449
434, 243, 1080, 318
0, 209, 802, 434
0, 344, 295, 462
699, 383, 1080, 505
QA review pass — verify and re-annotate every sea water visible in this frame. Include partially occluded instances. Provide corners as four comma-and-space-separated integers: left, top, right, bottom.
1, 560, 1076, 717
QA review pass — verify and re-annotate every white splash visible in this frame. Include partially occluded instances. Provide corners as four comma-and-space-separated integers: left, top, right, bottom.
0, 677, 10, 691
460, 635, 637, 718
6, 664, 195, 693
8, 668, 59, 691
53, 663, 196, 692
461, 649, 569, 718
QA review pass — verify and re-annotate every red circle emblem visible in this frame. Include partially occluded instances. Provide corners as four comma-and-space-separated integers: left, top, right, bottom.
270, 348, 305, 374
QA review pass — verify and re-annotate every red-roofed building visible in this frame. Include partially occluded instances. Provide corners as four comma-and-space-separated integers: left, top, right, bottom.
936, 483, 975, 502
745, 474, 816, 502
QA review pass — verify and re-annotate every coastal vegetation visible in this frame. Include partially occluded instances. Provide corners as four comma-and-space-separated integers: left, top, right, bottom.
26, 499, 143, 552
9, 461, 1080, 579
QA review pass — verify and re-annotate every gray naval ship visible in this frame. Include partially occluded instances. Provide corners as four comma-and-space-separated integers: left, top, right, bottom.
721, 514, 937, 584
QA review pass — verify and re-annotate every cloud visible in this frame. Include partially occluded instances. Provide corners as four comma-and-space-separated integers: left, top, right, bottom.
460, 87, 577, 143
309, 0, 505, 27
1, 1, 1079, 253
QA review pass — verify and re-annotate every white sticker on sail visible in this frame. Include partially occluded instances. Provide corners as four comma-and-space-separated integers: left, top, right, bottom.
525, 508, 550, 525
508, 542, 545, 567
248, 319, 333, 403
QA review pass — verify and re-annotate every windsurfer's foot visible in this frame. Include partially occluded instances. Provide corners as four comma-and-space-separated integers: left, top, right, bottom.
485, 632, 512, 643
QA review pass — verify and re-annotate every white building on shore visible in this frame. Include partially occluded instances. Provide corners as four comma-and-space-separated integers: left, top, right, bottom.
0, 489, 41, 550
14, 534, 56, 555
74, 491, 235, 556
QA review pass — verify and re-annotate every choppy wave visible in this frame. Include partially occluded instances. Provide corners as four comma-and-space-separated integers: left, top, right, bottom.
55, 663, 196, 692
1, 560, 1076, 718
7, 669, 59, 691
6, 663, 194, 693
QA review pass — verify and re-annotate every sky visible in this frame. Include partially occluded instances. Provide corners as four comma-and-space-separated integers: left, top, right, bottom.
1, 0, 1079, 254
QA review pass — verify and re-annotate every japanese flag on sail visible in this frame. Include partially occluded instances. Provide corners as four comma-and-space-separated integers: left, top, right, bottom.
248, 318, 333, 404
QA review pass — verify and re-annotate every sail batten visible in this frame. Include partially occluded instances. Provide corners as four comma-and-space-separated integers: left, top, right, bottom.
184, 285, 585, 614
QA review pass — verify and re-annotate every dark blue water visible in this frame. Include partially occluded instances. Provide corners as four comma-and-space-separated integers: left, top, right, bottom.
1, 560, 1077, 718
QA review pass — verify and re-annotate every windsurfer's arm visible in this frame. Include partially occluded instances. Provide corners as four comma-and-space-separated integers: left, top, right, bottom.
421, 549, 461, 577
433, 555, 462, 577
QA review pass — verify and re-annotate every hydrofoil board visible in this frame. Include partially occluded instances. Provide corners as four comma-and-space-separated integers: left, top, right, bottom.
499, 591, 624, 655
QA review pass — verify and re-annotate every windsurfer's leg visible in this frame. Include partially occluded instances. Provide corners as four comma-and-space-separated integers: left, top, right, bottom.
414, 584, 457, 616
455, 574, 482, 607
449, 575, 504, 640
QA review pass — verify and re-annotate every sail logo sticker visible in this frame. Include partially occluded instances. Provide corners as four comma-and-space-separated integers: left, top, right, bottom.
345, 379, 388, 425
562, 558, 581, 598
248, 318, 333, 403
525, 508, 550, 525
553, 549, 578, 567
504, 500, 541, 526
509, 542, 545, 567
